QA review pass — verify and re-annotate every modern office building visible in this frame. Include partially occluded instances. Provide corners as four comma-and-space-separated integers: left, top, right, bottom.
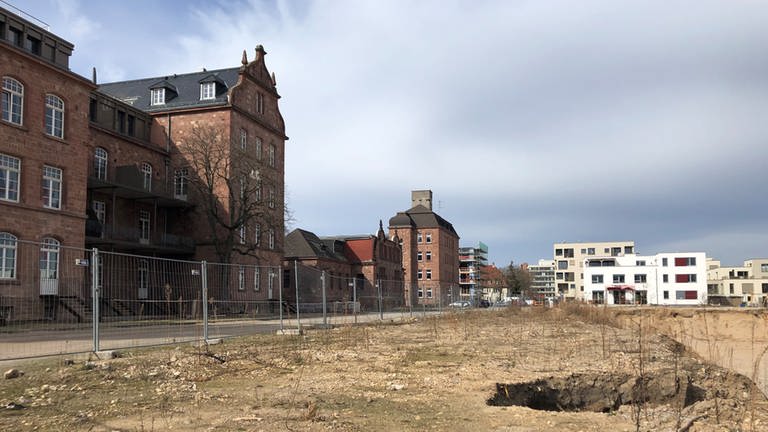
707, 258, 768, 306
553, 241, 635, 300
458, 242, 488, 303
529, 259, 556, 299
583, 252, 707, 305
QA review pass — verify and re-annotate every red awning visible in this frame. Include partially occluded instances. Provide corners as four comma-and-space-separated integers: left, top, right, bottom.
606, 285, 634, 291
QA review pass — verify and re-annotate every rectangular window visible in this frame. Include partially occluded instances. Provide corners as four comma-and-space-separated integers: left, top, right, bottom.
557, 260, 568, 270
663, 274, 669, 283
256, 92, 264, 114
675, 257, 696, 266
417, 251, 422, 261
587, 247, 595, 255
662, 257, 668, 267
174, 168, 188, 200
417, 269, 423, 280
634, 274, 647, 283
417, 232, 422, 243
663, 291, 669, 300
556, 272, 563, 280
624, 246, 633, 254
425, 233, 432, 243
426, 269, 432, 280
139, 210, 150, 244
255, 137, 262, 159
254, 223, 261, 246
418, 287, 423, 298
42, 165, 62, 209
612, 274, 625, 283
591, 274, 603, 283
555, 248, 562, 256
240, 129, 247, 150
268, 144, 276, 167
239, 225, 246, 244
563, 248, 574, 258
45, 95, 64, 139
675, 274, 697, 283
201, 82, 215, 100
426, 288, 433, 298
762, 283, 768, 294
268, 228, 275, 250
254, 267, 261, 291
761, 263, 768, 273
636, 260, 646, 266
238, 266, 245, 291
0, 154, 20, 202
676, 290, 698, 300
268, 270, 274, 293
425, 251, 432, 261
150, 88, 165, 105
730, 283, 735, 294
268, 188, 275, 208
580, 248, 586, 254
611, 247, 621, 256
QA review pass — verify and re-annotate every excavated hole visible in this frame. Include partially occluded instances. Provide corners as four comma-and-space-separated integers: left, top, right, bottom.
487, 370, 705, 412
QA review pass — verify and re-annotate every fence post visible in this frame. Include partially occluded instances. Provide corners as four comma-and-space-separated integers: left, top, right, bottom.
91, 248, 100, 353
294, 261, 301, 330
353, 277, 358, 324
377, 278, 383, 320
201, 260, 208, 342
321, 270, 327, 327
278, 265, 284, 332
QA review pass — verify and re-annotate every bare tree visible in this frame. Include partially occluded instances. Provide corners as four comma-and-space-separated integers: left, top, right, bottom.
504, 261, 533, 301
176, 124, 282, 266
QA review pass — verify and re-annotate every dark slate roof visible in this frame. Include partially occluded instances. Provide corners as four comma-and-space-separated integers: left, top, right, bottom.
97, 67, 241, 113
284, 229, 349, 262
388, 204, 459, 237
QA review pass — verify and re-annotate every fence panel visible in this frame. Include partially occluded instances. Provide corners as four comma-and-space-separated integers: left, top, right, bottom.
0, 239, 93, 359
203, 262, 283, 340
96, 251, 205, 351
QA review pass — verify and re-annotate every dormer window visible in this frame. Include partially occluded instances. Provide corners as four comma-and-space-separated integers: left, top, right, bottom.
200, 82, 215, 100
151, 88, 165, 105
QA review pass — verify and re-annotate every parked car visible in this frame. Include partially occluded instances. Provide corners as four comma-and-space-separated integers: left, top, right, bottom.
448, 301, 471, 309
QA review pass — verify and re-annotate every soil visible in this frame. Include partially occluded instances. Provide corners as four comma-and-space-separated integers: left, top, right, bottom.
1, 305, 767, 431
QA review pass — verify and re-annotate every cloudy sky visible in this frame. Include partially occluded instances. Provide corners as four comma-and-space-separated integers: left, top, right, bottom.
14, 0, 768, 266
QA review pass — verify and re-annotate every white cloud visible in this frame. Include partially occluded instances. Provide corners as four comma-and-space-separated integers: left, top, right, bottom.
18, 0, 768, 265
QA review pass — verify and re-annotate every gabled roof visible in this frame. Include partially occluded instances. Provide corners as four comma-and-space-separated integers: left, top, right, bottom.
285, 229, 349, 262
97, 67, 240, 112
388, 204, 459, 237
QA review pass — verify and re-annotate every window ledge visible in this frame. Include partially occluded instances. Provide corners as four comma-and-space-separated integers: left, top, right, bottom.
0, 119, 27, 131
41, 132, 68, 145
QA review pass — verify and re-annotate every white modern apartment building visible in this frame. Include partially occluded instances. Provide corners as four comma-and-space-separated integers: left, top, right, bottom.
707, 258, 768, 306
553, 241, 635, 300
529, 259, 556, 299
583, 252, 707, 305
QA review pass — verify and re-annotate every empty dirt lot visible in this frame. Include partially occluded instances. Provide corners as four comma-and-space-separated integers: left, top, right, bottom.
1, 305, 767, 431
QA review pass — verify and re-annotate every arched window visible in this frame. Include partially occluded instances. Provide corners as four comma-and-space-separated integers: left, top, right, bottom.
39, 237, 60, 280
94, 148, 108, 180
45, 94, 64, 138
141, 162, 152, 191
1, 77, 23, 125
0, 232, 18, 279
174, 168, 188, 200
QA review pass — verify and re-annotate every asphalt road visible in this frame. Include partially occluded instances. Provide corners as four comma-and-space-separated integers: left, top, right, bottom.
0, 310, 430, 361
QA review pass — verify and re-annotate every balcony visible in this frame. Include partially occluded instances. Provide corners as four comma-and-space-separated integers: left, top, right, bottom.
88, 165, 191, 208
86, 223, 194, 255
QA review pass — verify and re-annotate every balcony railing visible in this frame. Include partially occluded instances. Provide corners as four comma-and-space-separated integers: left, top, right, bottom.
88, 223, 194, 252
88, 164, 190, 207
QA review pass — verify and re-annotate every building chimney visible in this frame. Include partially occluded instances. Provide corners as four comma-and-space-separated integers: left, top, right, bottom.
411, 190, 433, 210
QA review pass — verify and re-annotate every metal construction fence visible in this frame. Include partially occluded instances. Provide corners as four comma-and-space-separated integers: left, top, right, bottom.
0, 240, 458, 361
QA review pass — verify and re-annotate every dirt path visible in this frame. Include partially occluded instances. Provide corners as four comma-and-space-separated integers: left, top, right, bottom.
1, 306, 766, 431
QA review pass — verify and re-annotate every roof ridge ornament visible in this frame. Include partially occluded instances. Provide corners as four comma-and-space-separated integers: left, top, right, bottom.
241, 50, 248, 65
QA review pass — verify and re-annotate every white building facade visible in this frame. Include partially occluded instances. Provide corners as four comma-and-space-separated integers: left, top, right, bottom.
553, 241, 635, 300
583, 252, 707, 306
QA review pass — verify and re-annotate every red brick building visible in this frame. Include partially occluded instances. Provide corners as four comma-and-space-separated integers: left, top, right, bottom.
388, 190, 460, 307
283, 223, 404, 310
0, 6, 286, 321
